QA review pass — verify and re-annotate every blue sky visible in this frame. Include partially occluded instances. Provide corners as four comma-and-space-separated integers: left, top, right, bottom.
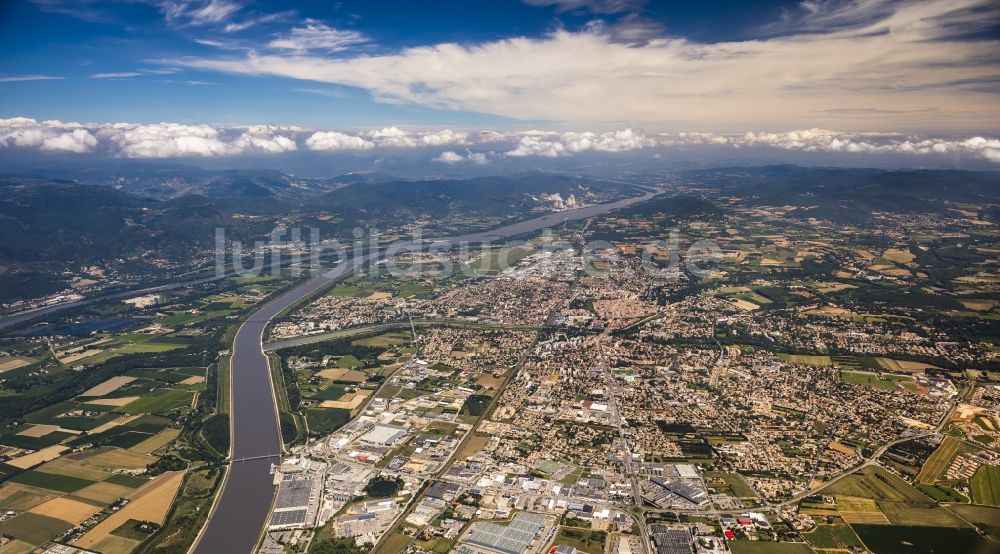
0, 0, 997, 164
0, 0, 808, 127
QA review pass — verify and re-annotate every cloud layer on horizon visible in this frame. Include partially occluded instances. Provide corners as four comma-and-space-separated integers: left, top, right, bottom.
1, 117, 997, 163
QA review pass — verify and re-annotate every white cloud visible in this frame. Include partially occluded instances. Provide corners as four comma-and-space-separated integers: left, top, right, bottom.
0, 117, 996, 162
561, 128, 654, 152
97, 122, 238, 157
507, 136, 566, 157
41, 129, 99, 153
467, 152, 491, 164
305, 131, 374, 151
293, 87, 345, 98
0, 75, 63, 82
523, 0, 646, 14
89, 72, 143, 79
433, 150, 491, 164
223, 10, 294, 33
366, 126, 416, 148
0, 118, 98, 153
419, 129, 468, 146
502, 128, 653, 156
268, 19, 367, 53
232, 125, 298, 153
657, 129, 1000, 162
362, 127, 468, 148
160, 0, 243, 26
175, 0, 1000, 133
433, 151, 464, 163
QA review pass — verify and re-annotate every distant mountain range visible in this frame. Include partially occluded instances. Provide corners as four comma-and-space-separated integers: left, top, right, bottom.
0, 170, 634, 303
683, 165, 1000, 223
1, 164, 996, 304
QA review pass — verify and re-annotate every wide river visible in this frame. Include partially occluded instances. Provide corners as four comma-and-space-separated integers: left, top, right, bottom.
190, 189, 657, 553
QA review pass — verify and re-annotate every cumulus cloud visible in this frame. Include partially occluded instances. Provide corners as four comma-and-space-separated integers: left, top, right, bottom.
507, 136, 566, 158
419, 129, 468, 146
433, 150, 491, 164
503, 128, 653, 157
232, 125, 298, 153
98, 122, 238, 157
305, 131, 374, 151
561, 128, 655, 152
366, 126, 416, 148
40, 129, 99, 153
0, 118, 98, 153
175, 0, 1000, 133
657, 129, 1000, 163
0, 117, 996, 162
433, 151, 464, 163
362, 127, 468, 148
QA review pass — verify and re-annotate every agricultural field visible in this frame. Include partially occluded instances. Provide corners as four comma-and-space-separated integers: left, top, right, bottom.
839, 370, 917, 391
0, 278, 278, 554
0, 445, 170, 550
947, 504, 1000, 539
851, 524, 987, 554
553, 526, 607, 554
728, 541, 812, 554
455, 432, 491, 462
704, 471, 759, 500
916, 436, 969, 484
818, 466, 968, 527
970, 464, 1000, 506
803, 524, 865, 550
278, 330, 414, 437
75, 471, 184, 551
776, 353, 833, 366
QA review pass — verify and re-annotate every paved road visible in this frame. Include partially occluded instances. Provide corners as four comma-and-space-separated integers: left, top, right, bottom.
190, 190, 658, 553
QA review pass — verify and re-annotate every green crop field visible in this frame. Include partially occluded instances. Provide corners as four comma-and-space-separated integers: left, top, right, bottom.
729, 542, 812, 554
824, 466, 926, 502
839, 370, 913, 390
804, 524, 864, 550
917, 436, 967, 484
553, 526, 606, 554
305, 408, 352, 435
821, 466, 966, 527
916, 483, 967, 503
106, 473, 149, 488
704, 471, 759, 498
0, 512, 73, 546
852, 524, 987, 554
946, 505, 1000, 539
118, 388, 193, 415
10, 470, 94, 493
337, 355, 363, 368
352, 332, 410, 347
970, 464, 1000, 506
